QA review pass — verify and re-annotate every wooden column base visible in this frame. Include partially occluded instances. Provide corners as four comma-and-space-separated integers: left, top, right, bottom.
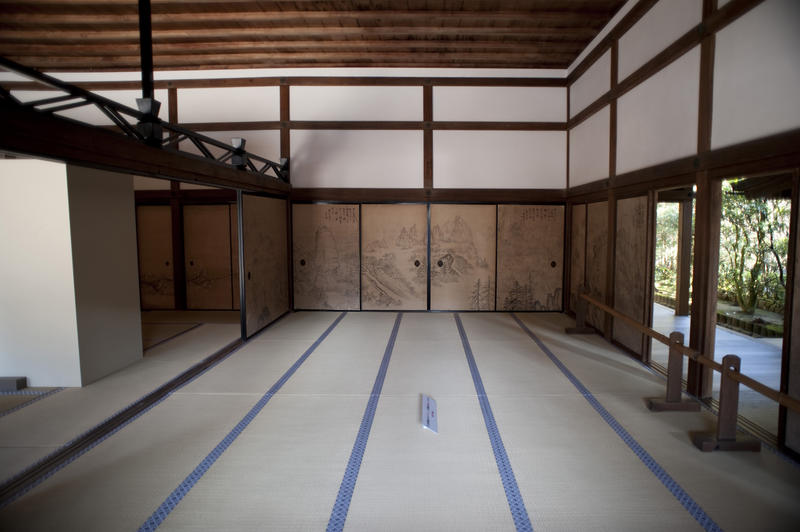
691, 432, 761, 452
646, 398, 701, 412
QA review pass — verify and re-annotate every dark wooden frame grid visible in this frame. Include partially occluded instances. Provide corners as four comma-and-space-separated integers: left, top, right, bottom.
4, 0, 799, 453
562, 0, 800, 456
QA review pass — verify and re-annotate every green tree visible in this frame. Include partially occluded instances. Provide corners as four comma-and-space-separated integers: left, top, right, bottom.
718, 180, 789, 313
654, 203, 679, 298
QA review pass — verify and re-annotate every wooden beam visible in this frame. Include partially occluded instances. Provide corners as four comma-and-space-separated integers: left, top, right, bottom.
423, 84, 432, 190
0, 10, 617, 27
0, 40, 588, 57
568, 0, 767, 130
0, 26, 599, 42
1, 76, 567, 91
5, 51, 576, 70
0, 101, 290, 194
290, 188, 566, 204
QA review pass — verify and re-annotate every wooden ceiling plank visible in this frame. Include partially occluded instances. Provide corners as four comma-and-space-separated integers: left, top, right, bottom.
0, 25, 599, 42
0, 10, 614, 26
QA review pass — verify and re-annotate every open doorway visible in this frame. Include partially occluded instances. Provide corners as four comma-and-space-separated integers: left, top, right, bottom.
712, 174, 791, 438
651, 187, 695, 370
135, 178, 241, 352
650, 175, 792, 441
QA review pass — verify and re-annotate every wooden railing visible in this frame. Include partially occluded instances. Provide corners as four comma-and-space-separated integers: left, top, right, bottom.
568, 288, 800, 452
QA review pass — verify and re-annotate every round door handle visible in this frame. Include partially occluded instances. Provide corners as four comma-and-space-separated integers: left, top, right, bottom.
437, 260, 443, 267
300, 259, 306, 266
414, 260, 420, 267
189, 260, 194, 266
550, 261, 557, 268
165, 261, 170, 266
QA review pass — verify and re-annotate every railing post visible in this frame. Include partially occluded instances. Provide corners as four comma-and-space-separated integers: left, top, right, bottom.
646, 331, 700, 412
691, 354, 760, 452
566, 285, 594, 335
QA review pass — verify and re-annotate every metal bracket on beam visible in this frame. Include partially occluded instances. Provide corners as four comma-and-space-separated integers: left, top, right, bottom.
136, 98, 162, 146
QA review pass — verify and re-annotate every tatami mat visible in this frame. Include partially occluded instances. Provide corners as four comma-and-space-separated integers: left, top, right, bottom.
1, 312, 799, 531
161, 312, 399, 531
142, 322, 201, 350
346, 312, 513, 531
0, 323, 239, 482
513, 312, 800, 531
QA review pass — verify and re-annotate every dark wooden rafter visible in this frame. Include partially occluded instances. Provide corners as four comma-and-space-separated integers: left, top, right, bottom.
0, 1, 627, 71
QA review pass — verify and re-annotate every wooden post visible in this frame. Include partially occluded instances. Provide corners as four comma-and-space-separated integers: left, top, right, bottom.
566, 285, 594, 335
688, 173, 719, 399
647, 331, 700, 411
692, 354, 760, 452
675, 200, 692, 316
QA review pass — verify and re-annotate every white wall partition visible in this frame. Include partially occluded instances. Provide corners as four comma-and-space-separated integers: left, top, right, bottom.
291, 86, 422, 121
712, 0, 800, 149
0, 160, 82, 387
569, 49, 611, 118
178, 86, 280, 122
618, 0, 702, 81
291, 130, 423, 188
0, 160, 142, 386
433, 86, 566, 122
433, 130, 566, 189
66, 166, 142, 384
617, 47, 700, 175
569, 106, 610, 187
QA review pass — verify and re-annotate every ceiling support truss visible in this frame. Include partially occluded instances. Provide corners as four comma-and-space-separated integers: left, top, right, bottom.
0, 56, 289, 184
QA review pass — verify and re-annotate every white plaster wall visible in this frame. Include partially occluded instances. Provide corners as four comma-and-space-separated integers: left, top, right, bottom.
433, 131, 566, 189
291, 130, 423, 188
178, 86, 280, 122
712, 0, 800, 149
433, 87, 566, 122
291, 86, 422, 121
569, 106, 610, 187
569, 0, 638, 73
66, 166, 142, 385
617, 47, 700, 175
181, 130, 281, 164
11, 89, 168, 126
618, 0, 702, 81
570, 50, 611, 118
0, 159, 82, 387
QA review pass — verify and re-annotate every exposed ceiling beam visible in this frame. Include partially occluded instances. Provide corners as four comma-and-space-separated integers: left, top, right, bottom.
0, 101, 290, 194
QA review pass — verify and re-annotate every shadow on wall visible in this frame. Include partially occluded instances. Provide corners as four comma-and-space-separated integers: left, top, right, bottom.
289, 130, 352, 188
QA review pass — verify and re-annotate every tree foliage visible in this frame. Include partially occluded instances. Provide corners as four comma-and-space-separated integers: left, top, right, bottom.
654, 203, 680, 297
718, 180, 789, 313
654, 181, 789, 315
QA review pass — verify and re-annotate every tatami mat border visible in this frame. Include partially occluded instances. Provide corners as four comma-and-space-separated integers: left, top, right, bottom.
511, 314, 722, 532
455, 313, 533, 532
0, 388, 64, 420
327, 312, 403, 532
0, 335, 246, 509
139, 311, 349, 531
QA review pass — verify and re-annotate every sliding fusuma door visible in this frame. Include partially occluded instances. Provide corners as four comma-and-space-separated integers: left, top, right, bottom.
241, 194, 289, 337
361, 204, 428, 310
